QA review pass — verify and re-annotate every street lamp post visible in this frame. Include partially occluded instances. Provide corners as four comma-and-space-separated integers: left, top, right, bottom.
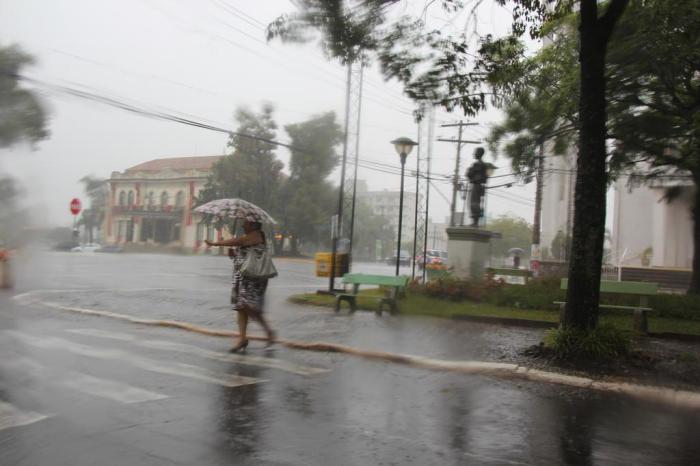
390, 137, 418, 276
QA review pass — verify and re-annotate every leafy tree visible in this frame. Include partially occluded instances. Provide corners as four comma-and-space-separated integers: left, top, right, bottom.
490, 0, 700, 293
0, 176, 28, 246
487, 214, 533, 259
268, 0, 386, 63
270, 0, 630, 332
0, 44, 49, 148
0, 45, 49, 246
279, 112, 342, 254
198, 104, 285, 232
78, 175, 108, 243
607, 0, 700, 293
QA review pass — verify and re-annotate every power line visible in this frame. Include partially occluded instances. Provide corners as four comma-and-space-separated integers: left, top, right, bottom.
197, 0, 412, 114
48, 48, 412, 135
148, 2, 413, 116
19, 72, 544, 211
18, 73, 451, 181
210, 0, 415, 107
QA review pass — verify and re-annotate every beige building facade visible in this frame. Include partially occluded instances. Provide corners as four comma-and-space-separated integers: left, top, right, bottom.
104, 156, 223, 252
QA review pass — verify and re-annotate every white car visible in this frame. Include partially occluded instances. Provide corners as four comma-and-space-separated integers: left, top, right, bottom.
71, 243, 101, 253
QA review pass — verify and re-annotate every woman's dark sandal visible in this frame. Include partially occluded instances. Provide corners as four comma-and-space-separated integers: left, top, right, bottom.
229, 339, 249, 353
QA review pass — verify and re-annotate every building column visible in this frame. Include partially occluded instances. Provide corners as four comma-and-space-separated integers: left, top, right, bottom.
131, 217, 141, 243
106, 184, 116, 238
651, 189, 667, 267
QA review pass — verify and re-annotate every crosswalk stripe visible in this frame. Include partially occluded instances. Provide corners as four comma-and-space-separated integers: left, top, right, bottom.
6, 331, 264, 389
65, 328, 328, 376
5, 358, 168, 404
59, 373, 169, 404
0, 401, 49, 432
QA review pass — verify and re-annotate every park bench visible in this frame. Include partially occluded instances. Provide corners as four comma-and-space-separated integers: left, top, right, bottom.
486, 267, 533, 284
555, 278, 658, 333
334, 273, 410, 315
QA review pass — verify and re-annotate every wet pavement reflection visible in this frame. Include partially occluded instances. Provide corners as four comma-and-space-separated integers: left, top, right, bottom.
0, 251, 699, 465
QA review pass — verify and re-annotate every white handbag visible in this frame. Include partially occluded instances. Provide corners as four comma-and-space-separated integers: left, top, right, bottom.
240, 245, 278, 279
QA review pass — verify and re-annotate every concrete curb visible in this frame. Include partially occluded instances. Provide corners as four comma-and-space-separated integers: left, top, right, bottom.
13, 291, 700, 410
451, 314, 557, 329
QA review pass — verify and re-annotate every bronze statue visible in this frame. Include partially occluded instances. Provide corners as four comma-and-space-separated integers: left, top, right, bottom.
466, 147, 488, 227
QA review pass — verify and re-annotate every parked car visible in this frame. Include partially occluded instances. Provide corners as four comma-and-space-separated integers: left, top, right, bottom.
70, 243, 101, 252
96, 244, 124, 253
417, 250, 448, 270
387, 250, 412, 266
53, 240, 80, 251
426, 251, 448, 270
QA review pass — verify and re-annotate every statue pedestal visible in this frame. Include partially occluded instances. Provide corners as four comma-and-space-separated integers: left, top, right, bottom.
446, 227, 493, 280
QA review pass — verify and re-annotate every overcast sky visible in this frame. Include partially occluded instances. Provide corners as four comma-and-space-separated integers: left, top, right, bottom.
0, 0, 537, 228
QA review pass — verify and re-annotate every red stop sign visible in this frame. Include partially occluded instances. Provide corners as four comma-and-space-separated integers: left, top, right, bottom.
70, 198, 82, 215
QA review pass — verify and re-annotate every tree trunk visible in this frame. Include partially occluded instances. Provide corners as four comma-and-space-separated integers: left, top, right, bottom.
562, 1, 610, 330
689, 177, 700, 294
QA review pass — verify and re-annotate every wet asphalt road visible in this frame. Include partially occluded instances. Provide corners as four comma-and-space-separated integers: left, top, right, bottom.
1, 250, 699, 465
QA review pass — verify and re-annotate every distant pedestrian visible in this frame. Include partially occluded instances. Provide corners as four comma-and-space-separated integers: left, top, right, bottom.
206, 220, 276, 352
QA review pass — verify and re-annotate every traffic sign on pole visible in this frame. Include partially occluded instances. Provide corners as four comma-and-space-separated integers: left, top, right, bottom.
70, 198, 82, 216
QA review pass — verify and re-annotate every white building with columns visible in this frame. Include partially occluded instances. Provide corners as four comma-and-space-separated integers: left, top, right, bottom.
103, 155, 223, 252
612, 177, 694, 268
539, 148, 694, 269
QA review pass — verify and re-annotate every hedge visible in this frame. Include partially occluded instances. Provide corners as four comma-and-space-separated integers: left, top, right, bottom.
411, 277, 700, 320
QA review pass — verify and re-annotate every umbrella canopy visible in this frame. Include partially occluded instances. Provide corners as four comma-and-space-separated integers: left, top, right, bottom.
508, 247, 525, 256
194, 198, 276, 224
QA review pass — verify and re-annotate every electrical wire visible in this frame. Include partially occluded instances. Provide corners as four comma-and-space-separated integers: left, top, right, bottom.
47, 48, 413, 135
18, 72, 546, 209
210, 0, 415, 108
149, 0, 416, 116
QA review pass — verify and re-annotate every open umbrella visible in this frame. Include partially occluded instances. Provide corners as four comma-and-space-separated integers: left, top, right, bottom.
194, 198, 276, 224
508, 247, 525, 256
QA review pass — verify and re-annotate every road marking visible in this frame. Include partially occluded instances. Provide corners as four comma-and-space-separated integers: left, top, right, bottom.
13, 288, 180, 301
0, 401, 49, 432
14, 291, 700, 409
6, 331, 264, 389
5, 357, 168, 404
60, 373, 169, 404
65, 328, 328, 376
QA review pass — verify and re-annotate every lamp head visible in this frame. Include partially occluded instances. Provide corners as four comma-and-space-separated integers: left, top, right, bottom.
390, 137, 418, 157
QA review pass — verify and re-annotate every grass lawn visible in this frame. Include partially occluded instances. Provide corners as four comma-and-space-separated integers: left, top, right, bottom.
288, 289, 700, 337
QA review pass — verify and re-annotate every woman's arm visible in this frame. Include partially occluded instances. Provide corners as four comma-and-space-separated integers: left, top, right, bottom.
205, 231, 262, 248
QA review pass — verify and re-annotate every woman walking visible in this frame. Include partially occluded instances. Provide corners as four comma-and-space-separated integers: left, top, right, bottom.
206, 220, 276, 352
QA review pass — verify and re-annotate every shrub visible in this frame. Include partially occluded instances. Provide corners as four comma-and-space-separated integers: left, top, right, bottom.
650, 293, 700, 321
543, 324, 633, 360
419, 276, 503, 301
413, 274, 700, 321
485, 278, 564, 310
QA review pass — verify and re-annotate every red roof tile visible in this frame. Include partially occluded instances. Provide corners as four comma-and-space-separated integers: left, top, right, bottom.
125, 156, 224, 173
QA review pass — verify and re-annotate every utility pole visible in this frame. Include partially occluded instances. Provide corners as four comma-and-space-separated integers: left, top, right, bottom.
438, 121, 479, 226
532, 143, 545, 246
531, 143, 545, 276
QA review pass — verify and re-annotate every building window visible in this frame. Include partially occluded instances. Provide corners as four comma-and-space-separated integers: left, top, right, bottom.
196, 223, 205, 242
118, 191, 126, 206
175, 191, 185, 207
206, 226, 215, 241
127, 191, 134, 206
147, 191, 154, 207
160, 191, 169, 206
